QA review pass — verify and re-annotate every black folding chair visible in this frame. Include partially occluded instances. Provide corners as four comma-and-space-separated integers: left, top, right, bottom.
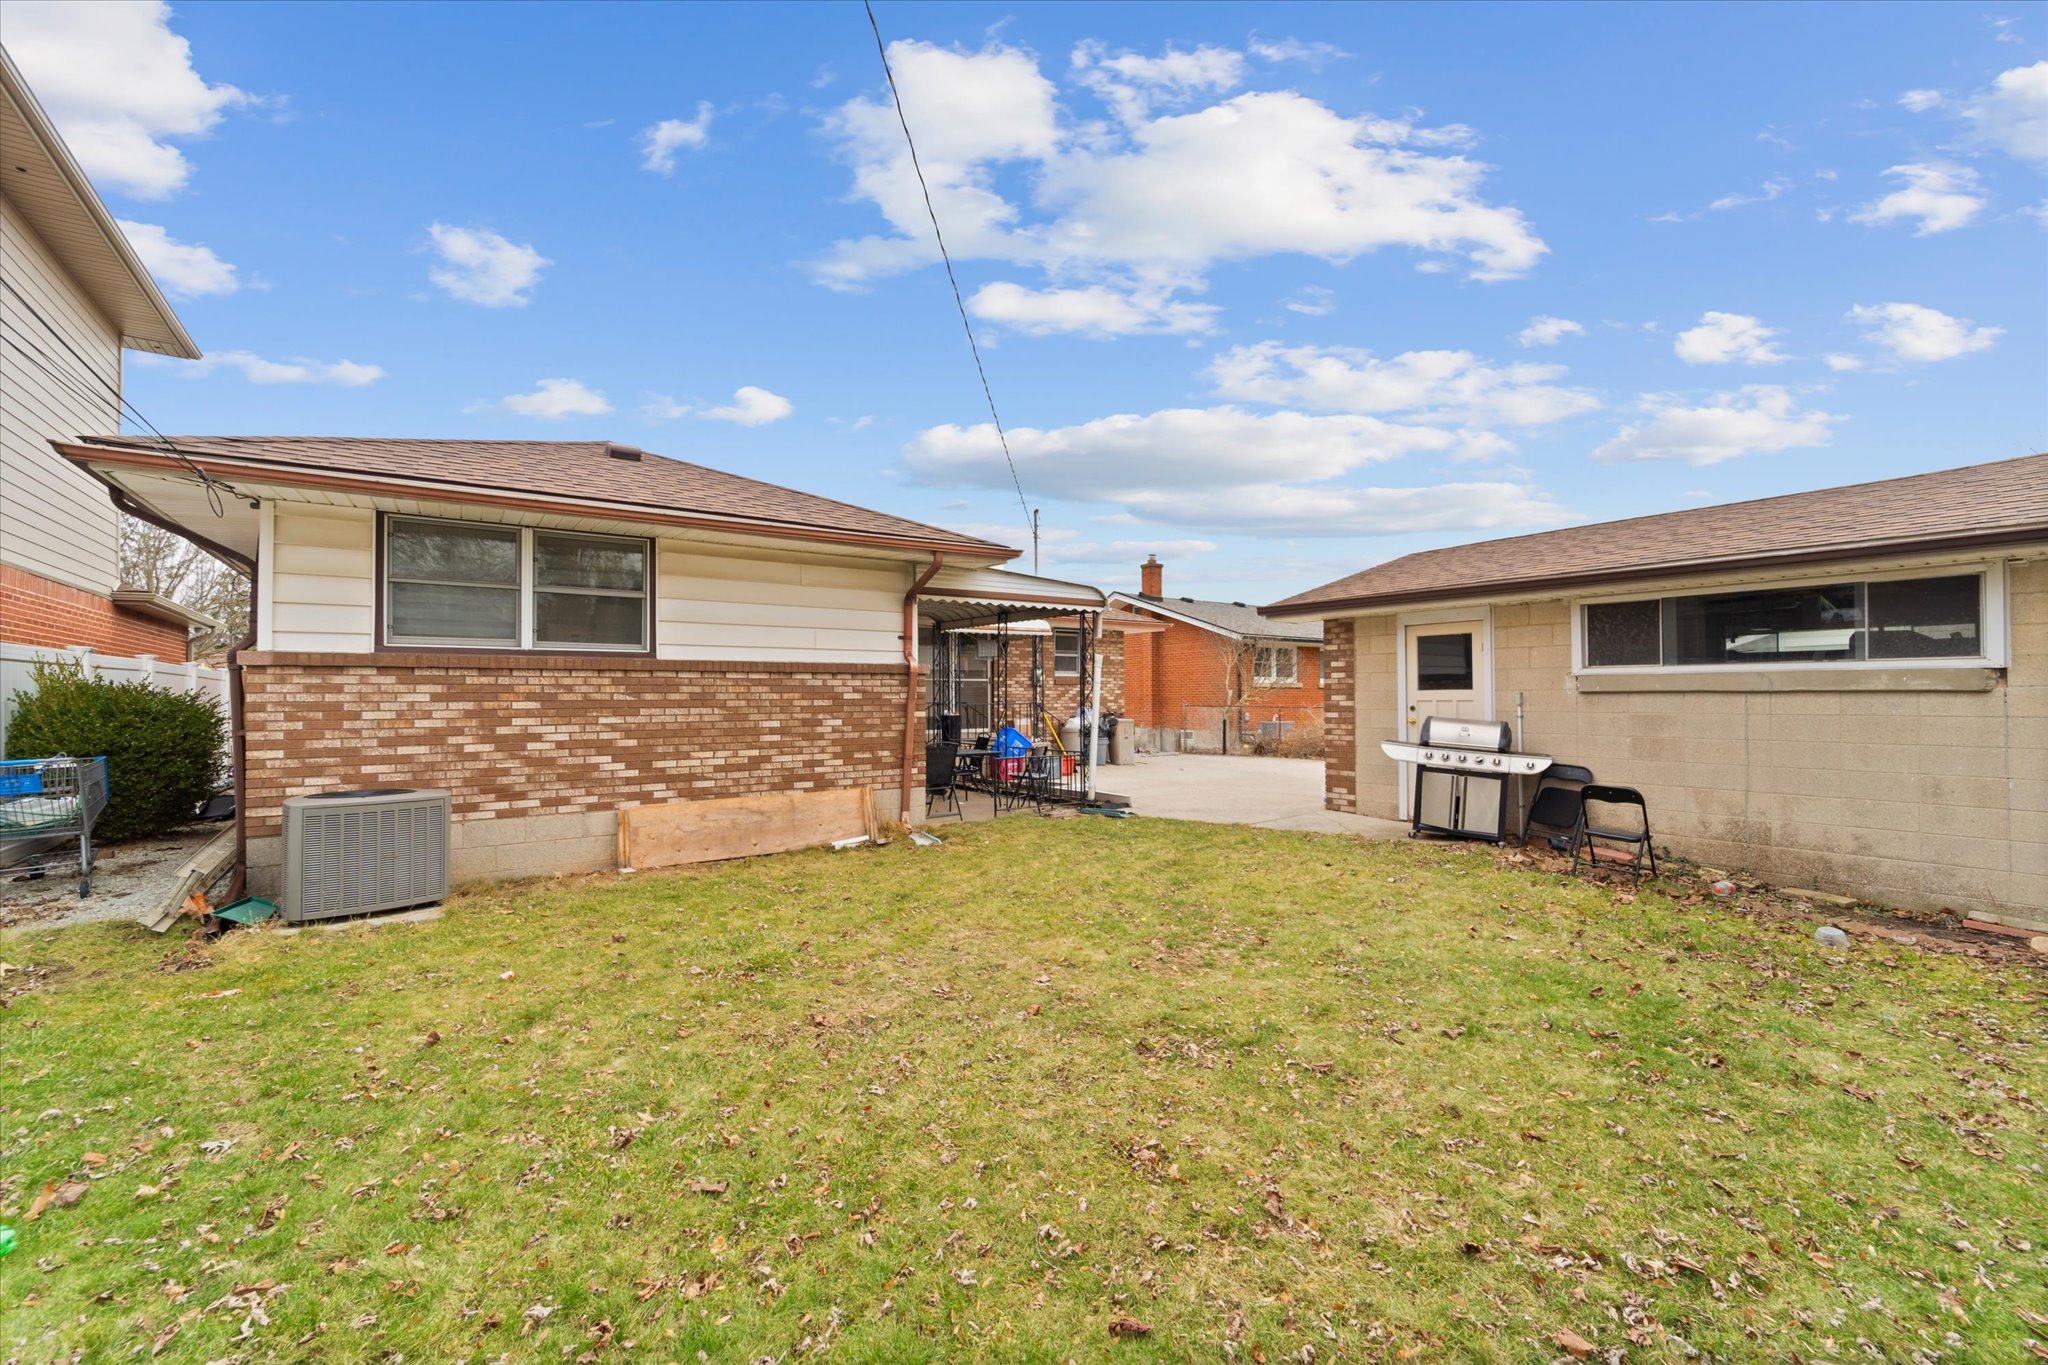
1571, 784, 1658, 884
1002, 748, 1058, 815
925, 742, 964, 822
1521, 763, 1595, 850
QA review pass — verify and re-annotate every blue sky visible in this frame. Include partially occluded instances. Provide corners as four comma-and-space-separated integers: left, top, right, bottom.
8, 1, 2044, 602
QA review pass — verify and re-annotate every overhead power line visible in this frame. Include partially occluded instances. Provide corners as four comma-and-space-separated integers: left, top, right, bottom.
861, 0, 1031, 541
2, 277, 232, 516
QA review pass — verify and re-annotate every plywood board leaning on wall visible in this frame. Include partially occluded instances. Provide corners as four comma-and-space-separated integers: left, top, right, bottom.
617, 788, 880, 871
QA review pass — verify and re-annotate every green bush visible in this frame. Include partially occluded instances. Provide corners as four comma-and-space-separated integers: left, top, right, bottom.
6, 660, 226, 840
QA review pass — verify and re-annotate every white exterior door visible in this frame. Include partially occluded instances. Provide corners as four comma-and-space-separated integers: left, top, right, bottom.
1399, 619, 1487, 817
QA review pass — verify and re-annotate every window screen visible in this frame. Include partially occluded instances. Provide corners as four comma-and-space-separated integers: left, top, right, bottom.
387, 519, 520, 644
1584, 599, 1660, 667
534, 531, 647, 649
1867, 575, 1979, 658
1415, 633, 1473, 690
1255, 645, 1297, 685
1052, 629, 1080, 676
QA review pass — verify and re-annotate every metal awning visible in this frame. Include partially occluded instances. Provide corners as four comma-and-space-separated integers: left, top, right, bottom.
917, 565, 1105, 628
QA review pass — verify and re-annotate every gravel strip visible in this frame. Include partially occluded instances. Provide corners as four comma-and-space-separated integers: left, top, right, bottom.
1, 824, 228, 931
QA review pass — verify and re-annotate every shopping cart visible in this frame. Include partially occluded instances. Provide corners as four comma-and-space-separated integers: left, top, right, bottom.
0, 757, 110, 898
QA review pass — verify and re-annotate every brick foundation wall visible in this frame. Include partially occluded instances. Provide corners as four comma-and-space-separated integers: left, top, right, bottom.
1, 564, 190, 660
1322, 620, 1356, 813
237, 652, 918, 840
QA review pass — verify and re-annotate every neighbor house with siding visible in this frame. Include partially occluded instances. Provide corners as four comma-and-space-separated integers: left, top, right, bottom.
1267, 454, 2048, 932
57, 434, 1105, 893
0, 48, 213, 668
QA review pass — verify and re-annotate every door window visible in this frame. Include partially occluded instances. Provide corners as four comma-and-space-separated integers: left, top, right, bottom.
1415, 633, 1474, 691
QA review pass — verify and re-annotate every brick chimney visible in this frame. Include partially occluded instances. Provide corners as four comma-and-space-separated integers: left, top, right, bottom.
1139, 554, 1163, 598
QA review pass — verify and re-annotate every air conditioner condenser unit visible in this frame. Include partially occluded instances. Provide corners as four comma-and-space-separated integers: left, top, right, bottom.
281, 788, 451, 922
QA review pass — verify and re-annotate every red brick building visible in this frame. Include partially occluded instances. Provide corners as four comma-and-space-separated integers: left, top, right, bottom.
1113, 556, 1325, 753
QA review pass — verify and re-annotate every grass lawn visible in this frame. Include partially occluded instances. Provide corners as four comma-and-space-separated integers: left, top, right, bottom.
3, 818, 2044, 1363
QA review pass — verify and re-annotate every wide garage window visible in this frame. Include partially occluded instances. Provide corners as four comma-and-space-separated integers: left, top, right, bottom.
385, 516, 649, 651
1582, 572, 1985, 669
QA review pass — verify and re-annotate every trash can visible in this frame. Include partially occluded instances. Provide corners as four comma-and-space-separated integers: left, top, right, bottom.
1107, 714, 1133, 766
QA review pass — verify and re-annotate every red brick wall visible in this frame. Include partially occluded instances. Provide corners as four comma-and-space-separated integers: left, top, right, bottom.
1322, 620, 1356, 813
991, 630, 1126, 733
237, 652, 918, 839
0, 564, 190, 660
1119, 604, 1324, 730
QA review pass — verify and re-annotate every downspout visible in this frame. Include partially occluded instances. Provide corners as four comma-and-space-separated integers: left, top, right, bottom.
107, 486, 258, 899
900, 553, 944, 826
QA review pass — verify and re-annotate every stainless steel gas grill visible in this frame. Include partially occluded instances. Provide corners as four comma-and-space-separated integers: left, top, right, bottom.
1380, 718, 1552, 844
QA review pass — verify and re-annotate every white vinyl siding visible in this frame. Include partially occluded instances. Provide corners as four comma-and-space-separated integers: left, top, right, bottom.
256, 501, 908, 663
262, 505, 376, 651
0, 194, 122, 596
657, 543, 904, 663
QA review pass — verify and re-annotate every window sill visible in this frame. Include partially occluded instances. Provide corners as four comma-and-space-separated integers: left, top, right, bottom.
1572, 665, 2000, 694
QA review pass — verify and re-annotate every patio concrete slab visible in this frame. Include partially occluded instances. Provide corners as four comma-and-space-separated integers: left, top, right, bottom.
1109, 754, 1410, 837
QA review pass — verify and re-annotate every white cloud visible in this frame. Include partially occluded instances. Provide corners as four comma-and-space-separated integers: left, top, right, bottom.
967, 281, 1218, 336
498, 378, 611, 419
1959, 60, 2048, 164
1673, 311, 1788, 365
1848, 302, 2002, 362
138, 349, 382, 385
1707, 175, 1795, 212
1850, 163, 1985, 235
815, 40, 1546, 320
1898, 88, 1945, 113
641, 394, 693, 421
907, 406, 1464, 495
425, 223, 551, 306
1, 0, 251, 199
1516, 315, 1584, 347
906, 405, 1568, 536
1247, 36, 1351, 68
1071, 41, 1245, 125
117, 219, 237, 296
639, 103, 714, 173
1823, 353, 1865, 372
943, 521, 1218, 568
1114, 480, 1571, 537
1591, 386, 1842, 465
700, 385, 793, 425
1282, 285, 1335, 316
1206, 341, 1600, 428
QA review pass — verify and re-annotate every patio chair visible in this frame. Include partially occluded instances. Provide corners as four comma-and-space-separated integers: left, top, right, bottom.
1002, 748, 1059, 815
1570, 784, 1658, 885
1520, 763, 1595, 850
925, 742, 964, 822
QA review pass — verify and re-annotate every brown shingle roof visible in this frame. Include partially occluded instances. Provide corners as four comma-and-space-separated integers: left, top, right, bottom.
1269, 453, 2048, 616
73, 435, 1016, 558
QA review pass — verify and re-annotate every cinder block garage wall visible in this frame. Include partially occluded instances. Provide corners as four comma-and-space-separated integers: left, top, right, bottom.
238, 652, 916, 890
1338, 559, 2047, 927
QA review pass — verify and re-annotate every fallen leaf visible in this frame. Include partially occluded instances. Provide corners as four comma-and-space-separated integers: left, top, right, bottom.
1107, 1316, 1152, 1338
1556, 1328, 1596, 1359
685, 1178, 729, 1196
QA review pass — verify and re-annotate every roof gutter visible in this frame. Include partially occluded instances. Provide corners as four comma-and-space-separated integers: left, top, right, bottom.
59, 442, 1018, 562
1264, 525, 2048, 618
900, 553, 945, 827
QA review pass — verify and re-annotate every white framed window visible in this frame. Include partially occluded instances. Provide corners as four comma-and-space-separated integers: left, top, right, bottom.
383, 515, 650, 652
1254, 643, 1298, 686
1053, 628, 1081, 677
1575, 565, 2003, 674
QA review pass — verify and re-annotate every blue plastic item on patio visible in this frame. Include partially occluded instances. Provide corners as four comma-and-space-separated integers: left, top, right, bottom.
993, 726, 1032, 757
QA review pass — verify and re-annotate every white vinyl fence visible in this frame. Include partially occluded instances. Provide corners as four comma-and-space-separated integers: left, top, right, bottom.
0, 642, 228, 756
